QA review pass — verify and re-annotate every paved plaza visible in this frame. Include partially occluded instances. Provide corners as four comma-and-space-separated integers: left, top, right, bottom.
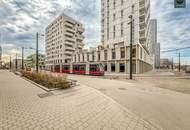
68, 74, 190, 130
0, 70, 161, 130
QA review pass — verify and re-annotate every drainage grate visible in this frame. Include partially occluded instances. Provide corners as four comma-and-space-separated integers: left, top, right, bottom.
118, 88, 127, 90
37, 92, 54, 98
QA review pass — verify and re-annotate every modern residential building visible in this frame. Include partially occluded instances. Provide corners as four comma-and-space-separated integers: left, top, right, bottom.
46, 0, 153, 74
45, 13, 85, 71
147, 19, 160, 69
155, 42, 160, 69
25, 54, 45, 70
101, 0, 150, 48
81, 0, 152, 73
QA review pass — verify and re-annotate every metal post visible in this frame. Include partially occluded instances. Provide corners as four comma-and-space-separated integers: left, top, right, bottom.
36, 32, 39, 72
22, 47, 24, 70
129, 15, 133, 80
179, 52, 181, 72
10, 56, 12, 71
172, 57, 174, 70
15, 53, 18, 71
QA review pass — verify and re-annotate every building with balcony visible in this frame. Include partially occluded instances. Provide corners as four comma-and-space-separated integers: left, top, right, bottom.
101, 0, 150, 48
147, 19, 160, 69
45, 13, 85, 71
25, 54, 45, 70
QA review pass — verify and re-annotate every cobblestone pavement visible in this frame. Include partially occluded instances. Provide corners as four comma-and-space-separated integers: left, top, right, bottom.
0, 70, 162, 130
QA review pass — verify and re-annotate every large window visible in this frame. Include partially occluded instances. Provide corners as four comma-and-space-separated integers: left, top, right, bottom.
120, 47, 125, 58
113, 26, 116, 38
121, 23, 123, 36
104, 50, 107, 60
121, 10, 124, 18
98, 51, 100, 61
132, 48, 136, 57
112, 49, 116, 59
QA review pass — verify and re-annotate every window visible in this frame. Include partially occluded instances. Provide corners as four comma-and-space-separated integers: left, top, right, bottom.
92, 53, 95, 61
113, 25, 116, 38
113, 0, 116, 9
82, 54, 84, 61
98, 51, 100, 61
121, 0, 124, 5
104, 50, 107, 60
112, 49, 116, 59
132, 5, 135, 14
113, 14, 116, 21
121, 23, 124, 36
132, 48, 136, 57
87, 53, 89, 61
120, 47, 125, 58
121, 10, 124, 18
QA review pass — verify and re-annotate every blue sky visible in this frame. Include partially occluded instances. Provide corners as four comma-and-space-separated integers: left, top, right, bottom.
0, 0, 190, 64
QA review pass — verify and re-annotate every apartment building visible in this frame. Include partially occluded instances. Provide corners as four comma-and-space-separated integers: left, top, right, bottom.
26, 54, 45, 70
89, 0, 152, 73
45, 13, 85, 71
101, 0, 150, 48
147, 19, 160, 69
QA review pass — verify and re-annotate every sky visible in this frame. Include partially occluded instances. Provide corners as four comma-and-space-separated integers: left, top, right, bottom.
0, 0, 190, 64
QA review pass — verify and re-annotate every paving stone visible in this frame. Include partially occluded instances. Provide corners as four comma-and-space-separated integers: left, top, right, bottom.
0, 70, 162, 130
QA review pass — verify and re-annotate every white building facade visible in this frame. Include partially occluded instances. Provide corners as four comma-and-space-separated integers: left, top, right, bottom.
45, 13, 85, 71
101, 0, 150, 48
147, 19, 160, 69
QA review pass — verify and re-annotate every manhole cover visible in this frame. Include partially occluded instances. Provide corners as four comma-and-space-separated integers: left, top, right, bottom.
38, 92, 54, 98
98, 88, 107, 91
118, 88, 127, 90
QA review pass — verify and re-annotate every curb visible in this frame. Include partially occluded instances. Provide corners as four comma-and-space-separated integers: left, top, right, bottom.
21, 76, 59, 92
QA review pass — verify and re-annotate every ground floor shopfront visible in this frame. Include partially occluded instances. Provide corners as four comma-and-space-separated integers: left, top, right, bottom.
45, 59, 152, 74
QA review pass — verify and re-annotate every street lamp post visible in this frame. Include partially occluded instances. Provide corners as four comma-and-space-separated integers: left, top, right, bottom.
15, 53, 18, 71
128, 15, 133, 80
36, 32, 39, 72
10, 56, 12, 71
22, 47, 24, 70
179, 52, 181, 72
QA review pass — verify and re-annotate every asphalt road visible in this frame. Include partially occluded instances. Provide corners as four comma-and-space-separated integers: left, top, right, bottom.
68, 74, 190, 130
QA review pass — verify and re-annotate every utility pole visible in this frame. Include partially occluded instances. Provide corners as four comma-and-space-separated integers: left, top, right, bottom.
22, 47, 24, 70
10, 56, 12, 71
36, 32, 39, 72
179, 52, 181, 72
128, 15, 133, 80
15, 53, 18, 71
172, 57, 174, 70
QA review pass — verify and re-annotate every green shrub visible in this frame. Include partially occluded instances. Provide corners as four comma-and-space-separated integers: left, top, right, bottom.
20, 71, 70, 89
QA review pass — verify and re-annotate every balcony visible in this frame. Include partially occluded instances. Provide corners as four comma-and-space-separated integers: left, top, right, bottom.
65, 46, 75, 51
66, 27, 75, 33
64, 22, 73, 28
65, 36, 75, 42
78, 26, 85, 32
65, 31, 74, 37
64, 51, 73, 56
65, 55, 72, 59
77, 34, 85, 41
65, 41, 73, 46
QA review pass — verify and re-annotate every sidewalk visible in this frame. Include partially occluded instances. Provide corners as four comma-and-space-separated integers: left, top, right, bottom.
0, 70, 161, 130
